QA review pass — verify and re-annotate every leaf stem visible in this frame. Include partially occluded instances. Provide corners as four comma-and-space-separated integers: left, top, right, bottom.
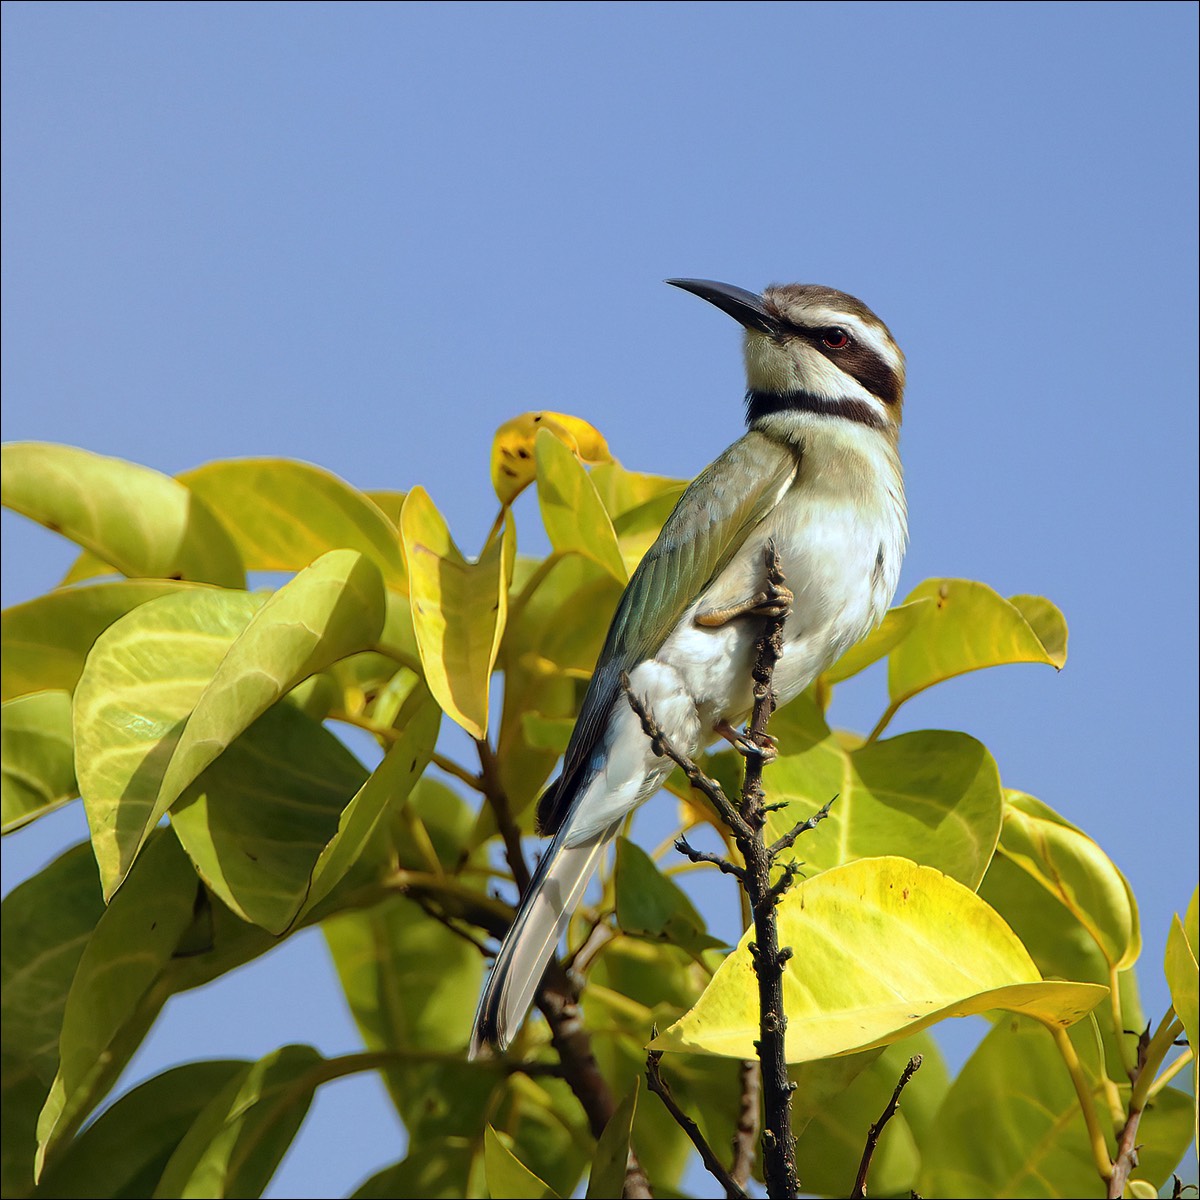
1049, 1024, 1113, 1185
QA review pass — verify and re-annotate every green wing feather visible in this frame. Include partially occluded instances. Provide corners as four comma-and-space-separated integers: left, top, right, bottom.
537, 430, 798, 833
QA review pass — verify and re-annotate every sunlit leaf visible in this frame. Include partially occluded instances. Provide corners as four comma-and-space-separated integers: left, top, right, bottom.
36, 831, 198, 1176
887, 579, 1067, 712
733, 694, 1003, 889
1, 443, 243, 588
651, 857, 1106, 1061
74, 589, 264, 897
585, 1080, 638, 1200
152, 1045, 323, 1199
1164, 890, 1198, 1129
178, 458, 407, 590
484, 1126, 561, 1200
588, 461, 686, 520
998, 791, 1140, 971
364, 490, 408, 527
401, 488, 513, 739
1, 581, 201, 702
535, 430, 626, 582
34, 1060, 246, 1200
491, 412, 612, 506
1, 692, 77, 833
820, 598, 932, 686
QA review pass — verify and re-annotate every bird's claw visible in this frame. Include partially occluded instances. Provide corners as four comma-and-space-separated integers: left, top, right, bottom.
716, 721, 779, 762
749, 580, 794, 620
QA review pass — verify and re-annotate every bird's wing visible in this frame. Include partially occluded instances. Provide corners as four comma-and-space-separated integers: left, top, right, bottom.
537, 429, 799, 834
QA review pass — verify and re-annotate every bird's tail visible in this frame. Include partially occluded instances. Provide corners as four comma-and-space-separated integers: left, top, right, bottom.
469, 816, 620, 1057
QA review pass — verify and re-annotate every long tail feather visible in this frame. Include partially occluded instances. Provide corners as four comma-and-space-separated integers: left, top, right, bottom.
469, 818, 620, 1056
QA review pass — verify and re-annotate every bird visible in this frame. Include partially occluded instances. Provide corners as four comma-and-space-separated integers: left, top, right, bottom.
469, 278, 907, 1056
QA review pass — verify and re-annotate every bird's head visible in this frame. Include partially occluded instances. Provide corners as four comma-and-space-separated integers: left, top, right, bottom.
666, 278, 905, 441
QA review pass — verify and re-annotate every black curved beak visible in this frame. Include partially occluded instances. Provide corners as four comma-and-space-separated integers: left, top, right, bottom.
665, 278, 778, 334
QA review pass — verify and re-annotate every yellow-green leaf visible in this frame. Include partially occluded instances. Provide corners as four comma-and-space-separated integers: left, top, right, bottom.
614, 838, 722, 958
1164, 892, 1198, 1095
491, 411, 612, 506
535, 429, 626, 582
734, 695, 1003, 889
1, 691, 77, 833
1, 581, 201, 702
651, 857, 1106, 1062
152, 1044, 323, 1199
401, 488, 514, 739
1, 443, 244, 588
585, 1080, 638, 1200
589, 461, 687, 520
178, 458, 407, 590
821, 598, 932, 686
484, 1126, 562, 1200
998, 791, 1140, 971
75, 589, 266, 898
887, 579, 1067, 710
36, 831, 198, 1176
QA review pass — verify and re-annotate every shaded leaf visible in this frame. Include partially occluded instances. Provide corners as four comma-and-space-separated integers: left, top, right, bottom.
747, 694, 1003, 889
484, 1126, 561, 1200
2, 692, 77, 833
535, 430, 625, 582
1, 581, 199, 702
179, 458, 407, 590
614, 838, 722, 958
34, 1060, 246, 1200
491, 412, 612, 506
401, 488, 513, 739
651, 857, 1106, 1061
1, 443, 243, 588
152, 1045, 323, 1199
887, 578, 1067, 711
36, 831, 199, 1175
585, 1080, 638, 1200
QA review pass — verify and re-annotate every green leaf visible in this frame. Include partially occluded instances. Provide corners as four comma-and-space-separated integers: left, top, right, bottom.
74, 588, 265, 898
1, 581, 201, 702
585, 1080, 638, 1200
535, 429, 626, 583
820, 598, 932, 686
401, 488, 514, 739
484, 1126, 561, 1200
614, 838, 723, 958
794, 1033, 949, 1198
352, 1143, 475, 1199
36, 830, 199, 1176
1, 443, 244, 588
2, 692, 77, 833
998, 791, 1140, 971
588, 461, 687, 520
918, 1016, 1194, 1198
34, 1060, 246, 1200
887, 578, 1067, 712
750, 694, 1003, 889
651, 857, 1107, 1061
178, 458, 408, 590
168, 703, 369, 932
152, 1045, 323, 1199
1, 845, 106, 1197
1164, 891, 1198, 1120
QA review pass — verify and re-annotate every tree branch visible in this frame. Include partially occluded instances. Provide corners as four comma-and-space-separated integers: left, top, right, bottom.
850, 1054, 923, 1198
730, 1058, 761, 1189
646, 1046, 747, 1199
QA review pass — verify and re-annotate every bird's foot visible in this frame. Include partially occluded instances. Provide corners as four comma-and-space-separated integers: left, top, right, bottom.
715, 720, 778, 763
750, 578, 794, 621
695, 582, 794, 628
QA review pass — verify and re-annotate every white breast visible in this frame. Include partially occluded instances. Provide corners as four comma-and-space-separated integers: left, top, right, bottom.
656, 417, 906, 733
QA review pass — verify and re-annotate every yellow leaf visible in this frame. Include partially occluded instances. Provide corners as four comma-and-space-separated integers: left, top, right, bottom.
400, 488, 514, 739
650, 856, 1106, 1062
490, 411, 612, 505
821, 598, 932, 686
888, 579, 1068, 709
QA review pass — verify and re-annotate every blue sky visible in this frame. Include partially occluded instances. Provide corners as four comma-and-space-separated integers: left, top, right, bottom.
2, 2, 1197, 1196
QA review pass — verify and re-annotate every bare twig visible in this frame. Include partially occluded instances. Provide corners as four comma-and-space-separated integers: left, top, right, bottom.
730, 1058, 761, 1188
850, 1054, 923, 1198
675, 835, 745, 882
646, 1046, 748, 1199
768, 798, 835, 857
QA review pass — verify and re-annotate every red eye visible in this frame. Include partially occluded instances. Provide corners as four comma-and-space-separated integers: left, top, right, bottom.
822, 328, 850, 349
